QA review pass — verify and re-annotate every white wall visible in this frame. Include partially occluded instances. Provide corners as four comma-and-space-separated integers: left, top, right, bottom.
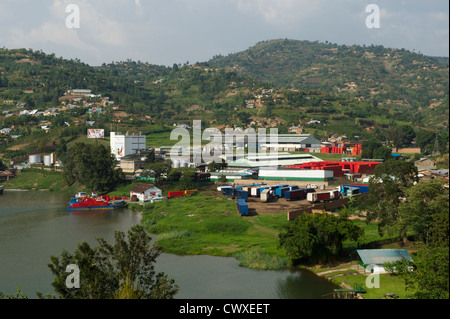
130, 187, 162, 202
259, 169, 334, 179
111, 132, 146, 160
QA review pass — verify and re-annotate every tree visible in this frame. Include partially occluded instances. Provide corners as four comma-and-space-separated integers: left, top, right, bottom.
386, 247, 449, 299
61, 143, 123, 193
358, 160, 418, 243
361, 139, 392, 161
179, 168, 196, 190
48, 225, 178, 299
399, 179, 449, 246
374, 160, 418, 187
278, 212, 363, 265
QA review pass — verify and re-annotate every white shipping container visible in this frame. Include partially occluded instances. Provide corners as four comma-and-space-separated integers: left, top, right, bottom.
260, 189, 271, 202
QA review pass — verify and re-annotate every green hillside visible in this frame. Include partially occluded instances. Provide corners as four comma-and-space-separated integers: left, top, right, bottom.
209, 39, 449, 128
0, 42, 448, 162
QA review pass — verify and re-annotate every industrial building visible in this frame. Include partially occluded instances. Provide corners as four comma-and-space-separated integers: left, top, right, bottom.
258, 134, 322, 151
356, 249, 414, 274
258, 167, 334, 182
203, 131, 322, 152
110, 132, 147, 160
226, 152, 323, 169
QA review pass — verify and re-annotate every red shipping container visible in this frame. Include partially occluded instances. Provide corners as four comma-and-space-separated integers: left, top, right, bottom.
168, 191, 185, 198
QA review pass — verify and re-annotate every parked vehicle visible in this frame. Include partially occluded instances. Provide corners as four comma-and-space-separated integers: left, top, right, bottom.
284, 189, 305, 201
251, 186, 270, 197
275, 187, 291, 197
307, 190, 340, 203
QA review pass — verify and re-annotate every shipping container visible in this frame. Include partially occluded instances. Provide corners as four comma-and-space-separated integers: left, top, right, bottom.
330, 190, 340, 199
340, 186, 360, 196
222, 188, 234, 197
275, 187, 291, 197
260, 189, 272, 202
307, 190, 340, 203
168, 191, 185, 198
304, 188, 316, 194
251, 186, 270, 197
346, 184, 370, 193
237, 199, 249, 215
284, 189, 305, 201
235, 190, 248, 201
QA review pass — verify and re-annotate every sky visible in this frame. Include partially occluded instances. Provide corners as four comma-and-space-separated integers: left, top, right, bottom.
0, 0, 448, 66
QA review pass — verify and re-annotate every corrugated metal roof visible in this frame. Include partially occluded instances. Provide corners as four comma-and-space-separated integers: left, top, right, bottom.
357, 249, 413, 265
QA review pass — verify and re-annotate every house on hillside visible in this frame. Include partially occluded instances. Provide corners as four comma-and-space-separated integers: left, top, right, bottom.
129, 183, 162, 203
414, 158, 436, 170
356, 249, 414, 274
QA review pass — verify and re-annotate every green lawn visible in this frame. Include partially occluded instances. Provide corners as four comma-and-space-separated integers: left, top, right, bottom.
332, 273, 413, 299
2, 168, 70, 191
140, 191, 290, 269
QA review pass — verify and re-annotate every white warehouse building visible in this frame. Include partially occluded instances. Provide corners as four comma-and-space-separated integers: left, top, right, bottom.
110, 132, 147, 160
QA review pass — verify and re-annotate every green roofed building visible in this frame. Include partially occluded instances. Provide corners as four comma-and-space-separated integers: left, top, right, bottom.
356, 249, 414, 274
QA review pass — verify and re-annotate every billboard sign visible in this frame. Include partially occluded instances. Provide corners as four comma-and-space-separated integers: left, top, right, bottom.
87, 129, 105, 139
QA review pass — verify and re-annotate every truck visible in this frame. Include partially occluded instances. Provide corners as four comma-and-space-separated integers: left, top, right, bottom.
344, 184, 369, 194
284, 189, 305, 201
340, 185, 360, 197
307, 190, 340, 203
275, 187, 291, 198
251, 186, 269, 197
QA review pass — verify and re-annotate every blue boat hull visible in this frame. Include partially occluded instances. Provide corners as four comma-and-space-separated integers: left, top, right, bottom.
65, 201, 126, 210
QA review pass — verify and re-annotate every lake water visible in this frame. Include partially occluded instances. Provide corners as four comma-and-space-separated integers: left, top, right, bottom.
0, 190, 337, 299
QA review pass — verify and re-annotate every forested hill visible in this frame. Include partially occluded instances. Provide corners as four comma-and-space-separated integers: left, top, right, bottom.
209, 39, 449, 124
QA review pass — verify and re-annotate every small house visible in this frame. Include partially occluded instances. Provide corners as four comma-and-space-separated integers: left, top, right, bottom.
414, 158, 436, 170
356, 249, 414, 274
129, 183, 162, 202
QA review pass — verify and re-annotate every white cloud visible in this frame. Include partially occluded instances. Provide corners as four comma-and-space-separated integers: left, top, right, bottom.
231, 0, 324, 28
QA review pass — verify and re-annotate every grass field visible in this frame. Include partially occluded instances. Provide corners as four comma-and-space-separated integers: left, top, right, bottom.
1, 168, 75, 192
140, 191, 290, 269
331, 273, 412, 299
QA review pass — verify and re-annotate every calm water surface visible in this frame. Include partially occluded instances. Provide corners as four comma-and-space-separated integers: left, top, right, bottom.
0, 190, 336, 299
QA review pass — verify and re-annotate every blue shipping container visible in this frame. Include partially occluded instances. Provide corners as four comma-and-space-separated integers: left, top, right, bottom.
275, 187, 290, 197
345, 185, 369, 193
237, 201, 249, 215
235, 190, 248, 200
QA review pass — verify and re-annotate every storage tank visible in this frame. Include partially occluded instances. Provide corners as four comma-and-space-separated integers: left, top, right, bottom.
29, 154, 42, 164
44, 155, 52, 166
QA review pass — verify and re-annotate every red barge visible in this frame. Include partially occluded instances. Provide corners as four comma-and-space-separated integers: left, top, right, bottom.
66, 192, 126, 210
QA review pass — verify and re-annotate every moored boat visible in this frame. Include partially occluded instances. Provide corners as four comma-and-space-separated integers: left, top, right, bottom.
0, 185, 4, 194
66, 192, 125, 210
